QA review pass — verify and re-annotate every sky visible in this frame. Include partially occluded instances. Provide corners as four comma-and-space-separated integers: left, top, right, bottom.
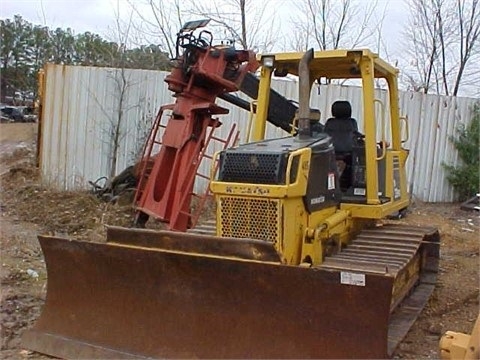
1, 0, 410, 53
2, 0, 117, 36
1, 0, 421, 90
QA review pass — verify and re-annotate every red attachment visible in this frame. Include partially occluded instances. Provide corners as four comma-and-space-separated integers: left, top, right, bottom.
135, 46, 258, 231
178, 120, 239, 230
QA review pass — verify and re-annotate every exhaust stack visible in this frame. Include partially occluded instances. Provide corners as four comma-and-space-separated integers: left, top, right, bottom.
297, 48, 314, 140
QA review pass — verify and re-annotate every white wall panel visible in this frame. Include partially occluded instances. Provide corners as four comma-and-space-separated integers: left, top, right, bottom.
40, 64, 477, 202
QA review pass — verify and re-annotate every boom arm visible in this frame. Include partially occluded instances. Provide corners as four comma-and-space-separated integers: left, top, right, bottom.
219, 73, 298, 134
134, 29, 258, 231
134, 26, 306, 231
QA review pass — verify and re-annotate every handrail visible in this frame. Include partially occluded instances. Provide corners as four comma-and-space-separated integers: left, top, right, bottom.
374, 98, 386, 161
400, 116, 409, 143
286, 148, 308, 185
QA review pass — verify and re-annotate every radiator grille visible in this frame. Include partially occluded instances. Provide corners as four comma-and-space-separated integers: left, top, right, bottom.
219, 153, 287, 184
219, 196, 281, 243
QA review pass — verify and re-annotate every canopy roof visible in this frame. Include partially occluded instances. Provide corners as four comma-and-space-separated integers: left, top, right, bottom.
258, 49, 398, 79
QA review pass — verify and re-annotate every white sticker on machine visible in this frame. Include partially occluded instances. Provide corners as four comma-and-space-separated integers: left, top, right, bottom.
327, 172, 335, 190
340, 272, 366, 286
353, 188, 366, 196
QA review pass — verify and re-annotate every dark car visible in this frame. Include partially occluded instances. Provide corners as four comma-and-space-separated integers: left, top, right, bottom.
0, 106, 37, 122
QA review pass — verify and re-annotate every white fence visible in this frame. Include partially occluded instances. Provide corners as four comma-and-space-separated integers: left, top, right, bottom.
39, 64, 477, 202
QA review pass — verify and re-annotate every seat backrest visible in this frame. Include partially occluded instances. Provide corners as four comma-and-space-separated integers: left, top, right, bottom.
324, 101, 358, 153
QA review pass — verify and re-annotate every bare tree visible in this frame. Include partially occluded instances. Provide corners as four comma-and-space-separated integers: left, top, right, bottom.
403, 0, 480, 96
185, 0, 278, 51
289, 0, 381, 51
128, 0, 279, 52
101, 1, 141, 178
453, 0, 480, 95
403, 0, 443, 93
127, 0, 183, 59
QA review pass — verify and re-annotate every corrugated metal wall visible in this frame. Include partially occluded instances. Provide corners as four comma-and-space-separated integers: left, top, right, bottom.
40, 64, 477, 202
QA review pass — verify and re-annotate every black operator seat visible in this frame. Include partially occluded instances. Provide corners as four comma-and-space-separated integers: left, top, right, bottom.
324, 101, 359, 157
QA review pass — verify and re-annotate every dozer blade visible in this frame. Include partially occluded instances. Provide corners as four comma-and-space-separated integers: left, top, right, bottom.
23, 227, 398, 359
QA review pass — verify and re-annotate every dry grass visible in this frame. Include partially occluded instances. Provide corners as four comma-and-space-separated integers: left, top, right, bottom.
0, 147, 165, 242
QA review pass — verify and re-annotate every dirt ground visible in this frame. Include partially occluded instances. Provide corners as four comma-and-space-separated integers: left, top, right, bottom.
0, 123, 478, 359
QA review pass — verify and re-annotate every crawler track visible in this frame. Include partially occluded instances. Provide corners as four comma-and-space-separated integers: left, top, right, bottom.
320, 224, 440, 356
190, 222, 441, 356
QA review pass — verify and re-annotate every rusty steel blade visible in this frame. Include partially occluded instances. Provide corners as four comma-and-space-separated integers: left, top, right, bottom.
106, 226, 282, 262
23, 235, 395, 359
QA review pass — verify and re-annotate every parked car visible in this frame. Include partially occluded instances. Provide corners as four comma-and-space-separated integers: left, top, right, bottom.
0, 105, 37, 123
4, 91, 35, 107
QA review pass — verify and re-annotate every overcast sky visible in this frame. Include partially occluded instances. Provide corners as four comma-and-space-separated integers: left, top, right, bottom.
1, 0, 409, 52
1, 0, 417, 87
2, 1, 478, 97
2, 0, 119, 36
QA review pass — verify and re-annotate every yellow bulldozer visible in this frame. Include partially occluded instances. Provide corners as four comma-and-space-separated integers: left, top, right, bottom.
440, 315, 480, 360
23, 39, 440, 358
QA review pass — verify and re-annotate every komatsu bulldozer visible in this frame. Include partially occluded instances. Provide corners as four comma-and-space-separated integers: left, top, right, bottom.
23, 24, 440, 359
